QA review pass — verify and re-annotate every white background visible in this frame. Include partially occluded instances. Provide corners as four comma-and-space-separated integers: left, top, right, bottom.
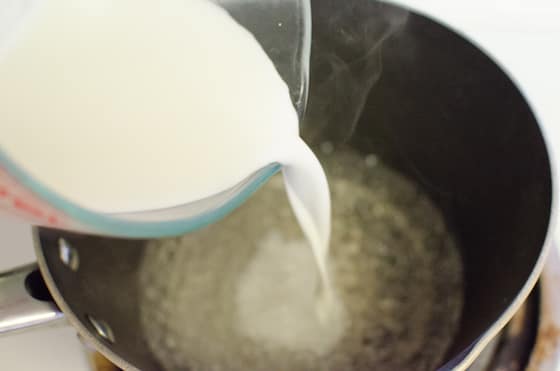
0, 1, 559, 370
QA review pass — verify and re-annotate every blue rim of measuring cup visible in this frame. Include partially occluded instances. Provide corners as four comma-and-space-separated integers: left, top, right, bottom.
0, 148, 280, 238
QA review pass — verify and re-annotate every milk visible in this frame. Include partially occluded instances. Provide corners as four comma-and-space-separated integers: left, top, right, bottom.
0, 0, 333, 312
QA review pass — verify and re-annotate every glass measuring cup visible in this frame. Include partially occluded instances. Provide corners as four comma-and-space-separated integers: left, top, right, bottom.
0, 0, 311, 238
216, 0, 311, 117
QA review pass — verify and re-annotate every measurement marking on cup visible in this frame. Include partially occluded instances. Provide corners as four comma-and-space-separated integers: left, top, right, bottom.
13, 197, 44, 218
0, 185, 9, 197
0, 183, 60, 226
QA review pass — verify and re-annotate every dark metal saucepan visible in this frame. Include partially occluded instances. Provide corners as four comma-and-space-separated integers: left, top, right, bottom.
0, 2, 553, 370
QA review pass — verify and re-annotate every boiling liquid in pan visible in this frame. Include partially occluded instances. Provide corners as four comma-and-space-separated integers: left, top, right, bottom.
140, 148, 464, 371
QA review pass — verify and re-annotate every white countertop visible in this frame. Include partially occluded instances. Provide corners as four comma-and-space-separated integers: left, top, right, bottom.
0, 1, 559, 370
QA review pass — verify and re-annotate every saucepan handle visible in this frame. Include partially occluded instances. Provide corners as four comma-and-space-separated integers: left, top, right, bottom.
0, 263, 64, 334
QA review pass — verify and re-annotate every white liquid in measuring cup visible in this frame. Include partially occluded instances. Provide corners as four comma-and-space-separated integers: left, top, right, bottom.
0, 0, 343, 350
